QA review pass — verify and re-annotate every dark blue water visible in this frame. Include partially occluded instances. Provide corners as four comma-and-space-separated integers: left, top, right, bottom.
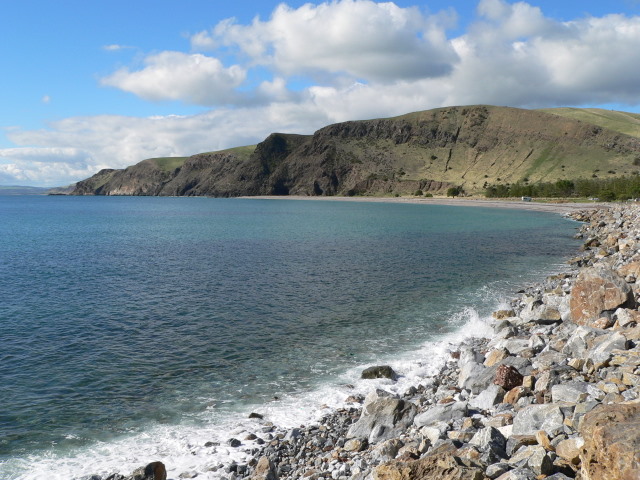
0, 196, 580, 478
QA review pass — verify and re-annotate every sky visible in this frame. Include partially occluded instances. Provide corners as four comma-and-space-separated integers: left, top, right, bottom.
2, 0, 640, 187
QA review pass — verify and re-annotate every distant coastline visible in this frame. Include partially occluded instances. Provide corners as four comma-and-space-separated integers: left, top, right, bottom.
241, 195, 609, 214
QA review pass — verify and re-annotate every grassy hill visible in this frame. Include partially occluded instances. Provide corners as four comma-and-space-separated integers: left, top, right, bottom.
71, 105, 640, 197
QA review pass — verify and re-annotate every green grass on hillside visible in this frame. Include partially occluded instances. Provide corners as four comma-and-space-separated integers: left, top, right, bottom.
151, 157, 188, 172
539, 107, 640, 139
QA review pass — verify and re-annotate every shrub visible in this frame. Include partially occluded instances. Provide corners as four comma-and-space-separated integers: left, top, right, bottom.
414, 189, 423, 196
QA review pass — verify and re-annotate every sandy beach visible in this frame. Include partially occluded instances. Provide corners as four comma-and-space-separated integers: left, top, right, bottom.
241, 195, 608, 214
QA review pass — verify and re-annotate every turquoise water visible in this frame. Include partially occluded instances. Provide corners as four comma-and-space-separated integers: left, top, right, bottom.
0, 196, 579, 478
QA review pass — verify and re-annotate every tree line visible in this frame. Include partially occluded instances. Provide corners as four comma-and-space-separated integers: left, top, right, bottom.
484, 176, 640, 201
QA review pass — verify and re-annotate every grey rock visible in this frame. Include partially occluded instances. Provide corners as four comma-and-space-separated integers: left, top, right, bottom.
562, 326, 603, 358
551, 381, 590, 403
347, 397, 416, 444
413, 401, 467, 428
361, 365, 397, 380
527, 446, 553, 475
469, 384, 505, 411
494, 467, 536, 480
485, 463, 510, 479
469, 426, 507, 454
512, 405, 565, 436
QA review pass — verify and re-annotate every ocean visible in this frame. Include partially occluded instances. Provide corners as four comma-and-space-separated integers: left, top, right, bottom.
0, 196, 580, 479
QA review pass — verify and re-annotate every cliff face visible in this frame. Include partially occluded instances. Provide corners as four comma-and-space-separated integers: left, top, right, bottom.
71, 105, 640, 196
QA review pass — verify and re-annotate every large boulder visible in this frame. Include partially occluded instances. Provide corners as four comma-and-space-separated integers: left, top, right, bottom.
512, 404, 566, 436
362, 365, 397, 380
373, 453, 485, 480
579, 402, 640, 480
126, 462, 167, 480
347, 396, 417, 444
569, 267, 633, 326
413, 401, 468, 428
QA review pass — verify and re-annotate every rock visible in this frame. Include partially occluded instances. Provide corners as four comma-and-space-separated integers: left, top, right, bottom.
251, 456, 278, 480
494, 365, 523, 391
344, 438, 368, 452
227, 438, 241, 447
469, 426, 507, 454
484, 348, 509, 367
127, 462, 167, 480
504, 386, 529, 405
248, 412, 264, 419
372, 452, 485, 480
486, 463, 509, 479
614, 307, 640, 327
512, 405, 565, 436
361, 365, 397, 380
551, 381, 590, 403
555, 437, 584, 465
370, 438, 403, 462
569, 266, 633, 326
413, 401, 467, 428
494, 467, 536, 480
579, 402, 640, 480
347, 397, 416, 444
469, 384, 505, 410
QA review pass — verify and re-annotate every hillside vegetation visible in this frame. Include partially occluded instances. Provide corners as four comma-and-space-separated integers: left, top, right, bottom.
71, 105, 640, 197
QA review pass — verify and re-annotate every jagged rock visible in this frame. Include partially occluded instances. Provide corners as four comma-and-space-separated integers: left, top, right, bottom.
579, 402, 640, 480
361, 365, 397, 380
494, 365, 523, 391
413, 401, 467, 428
551, 381, 590, 403
126, 462, 167, 480
370, 438, 403, 462
250, 456, 278, 480
469, 426, 507, 453
493, 467, 536, 480
372, 453, 485, 480
347, 397, 416, 444
569, 266, 633, 326
614, 307, 640, 327
484, 348, 509, 367
555, 437, 584, 465
469, 384, 505, 410
512, 405, 565, 436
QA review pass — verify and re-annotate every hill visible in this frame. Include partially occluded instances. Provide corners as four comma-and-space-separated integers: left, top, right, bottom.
71, 105, 640, 197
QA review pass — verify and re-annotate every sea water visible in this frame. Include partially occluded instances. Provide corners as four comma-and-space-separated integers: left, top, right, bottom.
0, 196, 580, 479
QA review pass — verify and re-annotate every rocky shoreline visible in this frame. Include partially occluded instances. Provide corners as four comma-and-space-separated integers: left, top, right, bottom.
108, 204, 640, 480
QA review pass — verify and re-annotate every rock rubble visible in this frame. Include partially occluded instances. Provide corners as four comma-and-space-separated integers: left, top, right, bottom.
104, 204, 640, 480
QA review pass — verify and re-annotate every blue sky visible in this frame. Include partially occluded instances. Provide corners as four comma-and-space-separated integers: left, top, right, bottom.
2, 0, 640, 186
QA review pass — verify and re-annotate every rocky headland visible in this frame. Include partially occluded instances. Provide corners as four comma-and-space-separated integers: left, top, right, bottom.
105, 204, 640, 480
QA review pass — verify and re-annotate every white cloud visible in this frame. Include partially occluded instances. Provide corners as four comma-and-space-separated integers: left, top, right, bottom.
197, 0, 458, 82
41, 95, 51, 104
5, 0, 640, 187
101, 51, 246, 105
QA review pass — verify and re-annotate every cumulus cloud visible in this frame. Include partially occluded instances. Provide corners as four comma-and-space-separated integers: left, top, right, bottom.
197, 0, 458, 82
101, 51, 246, 105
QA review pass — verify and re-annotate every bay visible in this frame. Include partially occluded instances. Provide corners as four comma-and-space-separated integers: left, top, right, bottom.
0, 196, 580, 479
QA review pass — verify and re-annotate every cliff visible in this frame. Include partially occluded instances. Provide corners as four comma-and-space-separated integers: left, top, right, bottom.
71, 105, 640, 196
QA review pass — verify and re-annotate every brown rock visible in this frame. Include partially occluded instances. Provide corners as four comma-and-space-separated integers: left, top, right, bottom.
373, 453, 485, 480
579, 402, 640, 480
504, 386, 529, 405
251, 456, 278, 480
556, 437, 584, 465
494, 364, 524, 391
617, 261, 640, 279
535, 430, 553, 452
569, 267, 633, 326
592, 316, 615, 329
493, 310, 515, 320
128, 462, 167, 480
484, 348, 509, 367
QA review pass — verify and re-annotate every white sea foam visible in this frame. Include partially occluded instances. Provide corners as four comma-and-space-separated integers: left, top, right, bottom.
2, 300, 505, 480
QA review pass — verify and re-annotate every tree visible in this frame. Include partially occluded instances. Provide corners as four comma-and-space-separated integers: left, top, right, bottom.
447, 186, 461, 197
